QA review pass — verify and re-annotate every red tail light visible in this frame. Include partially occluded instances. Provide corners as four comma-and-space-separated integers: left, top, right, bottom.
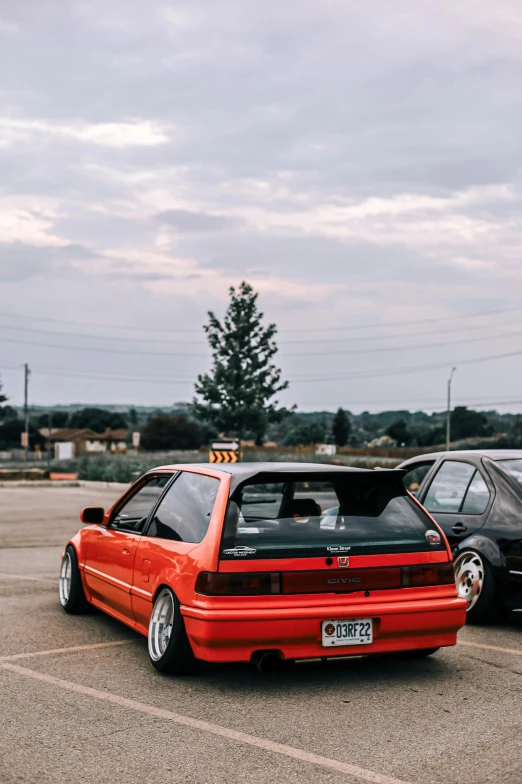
196, 572, 281, 596
401, 563, 454, 587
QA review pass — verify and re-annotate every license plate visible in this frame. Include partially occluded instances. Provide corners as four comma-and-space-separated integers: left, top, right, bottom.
321, 619, 373, 647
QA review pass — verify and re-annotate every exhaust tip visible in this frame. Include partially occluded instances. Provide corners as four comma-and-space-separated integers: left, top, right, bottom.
251, 650, 282, 673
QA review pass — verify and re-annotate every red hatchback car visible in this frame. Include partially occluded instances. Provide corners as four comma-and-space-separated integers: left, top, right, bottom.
60, 463, 466, 673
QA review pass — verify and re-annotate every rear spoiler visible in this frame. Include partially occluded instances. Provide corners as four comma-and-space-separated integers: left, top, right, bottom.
229, 468, 407, 497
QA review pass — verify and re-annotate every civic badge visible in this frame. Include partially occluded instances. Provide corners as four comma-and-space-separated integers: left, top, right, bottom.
337, 556, 350, 568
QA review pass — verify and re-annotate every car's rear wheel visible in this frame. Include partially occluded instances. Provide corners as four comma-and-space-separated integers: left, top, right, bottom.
454, 550, 497, 623
148, 587, 197, 674
59, 545, 90, 614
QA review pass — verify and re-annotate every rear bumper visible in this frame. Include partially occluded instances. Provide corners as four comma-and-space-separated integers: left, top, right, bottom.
181, 596, 467, 663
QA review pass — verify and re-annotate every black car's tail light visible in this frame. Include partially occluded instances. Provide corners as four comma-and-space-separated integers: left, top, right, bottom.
195, 572, 281, 596
401, 563, 455, 588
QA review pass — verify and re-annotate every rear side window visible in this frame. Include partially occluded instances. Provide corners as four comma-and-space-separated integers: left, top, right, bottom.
221, 473, 444, 559
424, 461, 490, 515
461, 472, 490, 514
111, 475, 171, 532
147, 471, 220, 543
402, 462, 435, 495
424, 462, 475, 513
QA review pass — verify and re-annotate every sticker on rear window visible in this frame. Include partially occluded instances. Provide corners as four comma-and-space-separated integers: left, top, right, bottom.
425, 530, 441, 545
222, 546, 257, 557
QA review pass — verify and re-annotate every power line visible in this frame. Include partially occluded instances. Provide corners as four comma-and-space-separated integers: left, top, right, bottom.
2, 315, 522, 347
291, 347, 522, 382
0, 303, 518, 335
1, 327, 521, 358
2, 345, 522, 387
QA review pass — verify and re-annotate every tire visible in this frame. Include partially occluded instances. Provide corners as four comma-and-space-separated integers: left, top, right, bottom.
454, 549, 498, 624
59, 545, 90, 614
390, 648, 439, 659
148, 587, 197, 675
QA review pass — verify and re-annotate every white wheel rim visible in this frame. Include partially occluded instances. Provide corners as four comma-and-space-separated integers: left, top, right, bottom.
59, 551, 72, 607
148, 589, 175, 661
454, 551, 484, 611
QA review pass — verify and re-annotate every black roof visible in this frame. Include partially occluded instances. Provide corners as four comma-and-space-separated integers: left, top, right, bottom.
401, 449, 522, 464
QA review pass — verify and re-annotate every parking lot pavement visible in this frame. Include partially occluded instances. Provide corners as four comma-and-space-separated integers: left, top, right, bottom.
1, 488, 522, 784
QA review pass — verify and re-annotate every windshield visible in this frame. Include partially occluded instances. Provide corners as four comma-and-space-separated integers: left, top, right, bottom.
496, 458, 522, 484
220, 474, 444, 559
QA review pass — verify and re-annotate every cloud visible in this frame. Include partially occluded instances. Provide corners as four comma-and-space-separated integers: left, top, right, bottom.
0, 118, 171, 148
0, 0, 521, 409
155, 209, 241, 232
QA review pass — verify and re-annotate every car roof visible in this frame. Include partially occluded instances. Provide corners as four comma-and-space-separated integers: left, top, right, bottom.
153, 461, 369, 476
402, 449, 522, 463
150, 461, 397, 493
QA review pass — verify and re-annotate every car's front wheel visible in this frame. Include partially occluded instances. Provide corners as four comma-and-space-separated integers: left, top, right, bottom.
454, 549, 498, 623
59, 545, 90, 614
148, 587, 197, 674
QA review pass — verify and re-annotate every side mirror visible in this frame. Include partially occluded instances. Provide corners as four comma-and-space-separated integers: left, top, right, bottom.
80, 507, 105, 525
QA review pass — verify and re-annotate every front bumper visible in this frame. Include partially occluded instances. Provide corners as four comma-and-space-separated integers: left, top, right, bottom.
181, 596, 467, 663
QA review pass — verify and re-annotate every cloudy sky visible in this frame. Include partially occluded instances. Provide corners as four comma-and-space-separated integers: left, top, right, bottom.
1, 0, 521, 413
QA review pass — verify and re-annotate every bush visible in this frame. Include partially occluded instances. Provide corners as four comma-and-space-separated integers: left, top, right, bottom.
141, 415, 203, 451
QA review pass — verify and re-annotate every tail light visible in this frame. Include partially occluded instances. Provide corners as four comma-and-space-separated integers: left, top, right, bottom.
196, 572, 281, 596
401, 563, 454, 587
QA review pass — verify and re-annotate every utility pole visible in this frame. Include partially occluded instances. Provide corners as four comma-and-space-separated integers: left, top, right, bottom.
446, 366, 457, 452
23, 363, 30, 461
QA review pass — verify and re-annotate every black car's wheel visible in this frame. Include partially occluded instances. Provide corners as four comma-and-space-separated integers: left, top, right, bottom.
454, 550, 498, 623
59, 545, 90, 614
148, 587, 197, 674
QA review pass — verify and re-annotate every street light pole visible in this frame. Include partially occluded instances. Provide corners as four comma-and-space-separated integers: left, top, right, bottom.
446, 366, 457, 451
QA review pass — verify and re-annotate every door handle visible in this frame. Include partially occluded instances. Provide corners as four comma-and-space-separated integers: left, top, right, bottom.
122, 547, 131, 555
452, 522, 467, 535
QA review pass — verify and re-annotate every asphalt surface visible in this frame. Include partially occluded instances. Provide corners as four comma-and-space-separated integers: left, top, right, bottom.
1, 485, 521, 784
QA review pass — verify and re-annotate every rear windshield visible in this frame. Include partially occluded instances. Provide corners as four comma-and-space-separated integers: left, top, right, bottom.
497, 458, 522, 484
220, 474, 444, 559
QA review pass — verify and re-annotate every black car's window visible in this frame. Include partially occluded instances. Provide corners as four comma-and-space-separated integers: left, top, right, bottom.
402, 462, 435, 495
497, 458, 522, 484
111, 475, 172, 532
461, 471, 490, 515
147, 471, 220, 543
424, 461, 476, 513
424, 460, 475, 513
221, 473, 445, 559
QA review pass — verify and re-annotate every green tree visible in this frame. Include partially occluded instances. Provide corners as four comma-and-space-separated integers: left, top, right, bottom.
450, 407, 491, 440
69, 407, 127, 431
0, 419, 45, 450
37, 411, 69, 429
192, 282, 293, 442
332, 408, 351, 446
0, 377, 16, 422
141, 414, 203, 450
281, 421, 326, 446
385, 419, 411, 446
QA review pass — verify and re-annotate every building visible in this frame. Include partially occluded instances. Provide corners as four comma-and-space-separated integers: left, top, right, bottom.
43, 428, 129, 458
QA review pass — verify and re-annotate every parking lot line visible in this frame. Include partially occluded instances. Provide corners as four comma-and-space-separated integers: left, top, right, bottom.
0, 640, 134, 662
458, 640, 522, 656
458, 639, 522, 656
0, 572, 56, 584
0, 661, 410, 784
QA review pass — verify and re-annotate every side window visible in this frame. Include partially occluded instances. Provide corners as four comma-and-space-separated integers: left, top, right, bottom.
147, 472, 220, 543
111, 475, 172, 532
461, 471, 490, 514
402, 462, 435, 496
424, 461, 475, 513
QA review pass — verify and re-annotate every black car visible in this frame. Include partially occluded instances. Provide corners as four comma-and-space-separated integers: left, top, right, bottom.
397, 450, 522, 622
